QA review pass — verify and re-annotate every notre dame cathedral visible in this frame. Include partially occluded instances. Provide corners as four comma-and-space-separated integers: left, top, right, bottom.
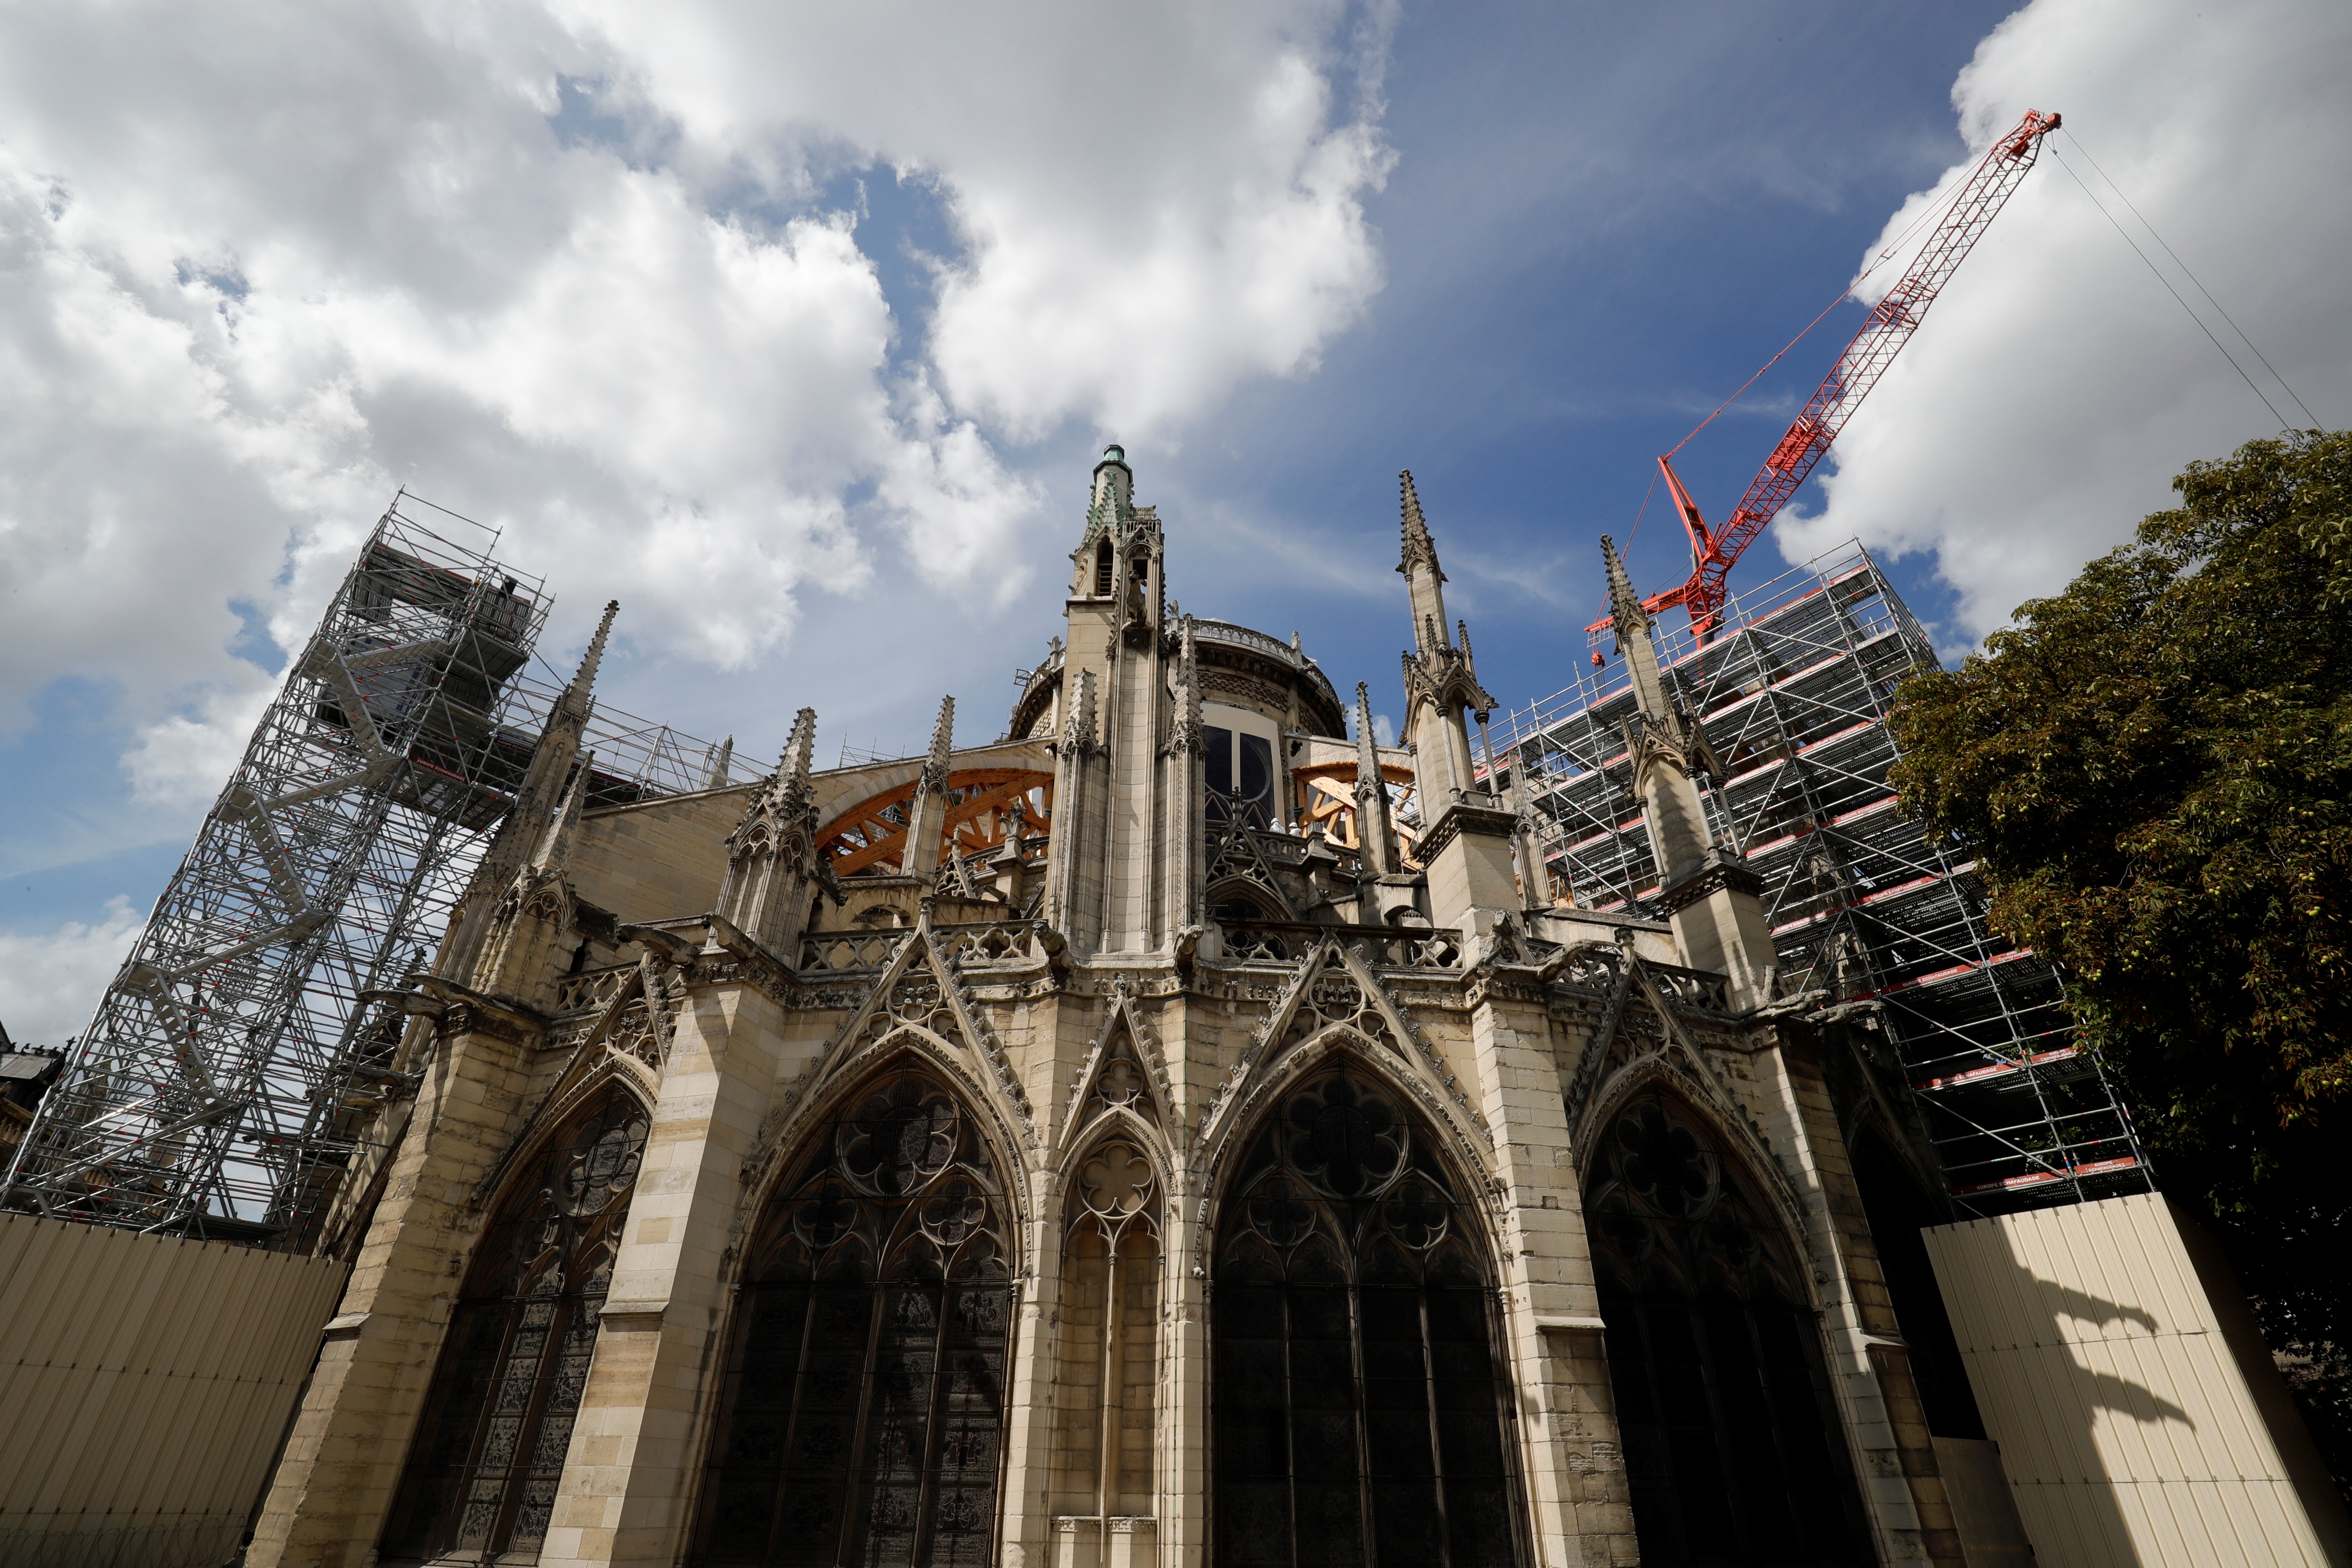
245, 448, 1998, 1568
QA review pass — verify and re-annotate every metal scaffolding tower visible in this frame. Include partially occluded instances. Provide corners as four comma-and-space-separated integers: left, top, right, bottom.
2, 496, 747, 1247
1498, 542, 2150, 1215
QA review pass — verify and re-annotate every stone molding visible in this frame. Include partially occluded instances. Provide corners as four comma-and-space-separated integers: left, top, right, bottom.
1656, 853, 1767, 915
1412, 800, 1520, 864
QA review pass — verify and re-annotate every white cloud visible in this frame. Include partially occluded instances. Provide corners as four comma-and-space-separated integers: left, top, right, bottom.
0, 897, 141, 1047
0, 0, 1393, 812
556, 1, 1396, 444
1777, 0, 2352, 639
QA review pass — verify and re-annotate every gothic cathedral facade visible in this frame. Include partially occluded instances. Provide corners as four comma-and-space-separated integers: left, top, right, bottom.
249, 450, 1978, 1567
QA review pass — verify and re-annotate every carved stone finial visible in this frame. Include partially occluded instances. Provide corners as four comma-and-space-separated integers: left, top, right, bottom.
1352, 682, 1396, 879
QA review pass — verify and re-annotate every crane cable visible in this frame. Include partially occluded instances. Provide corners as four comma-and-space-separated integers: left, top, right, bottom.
1663, 163, 1978, 463
2055, 129, 2319, 429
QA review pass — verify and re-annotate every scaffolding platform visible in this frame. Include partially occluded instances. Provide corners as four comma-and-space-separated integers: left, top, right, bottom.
3, 495, 750, 1248
1497, 542, 2151, 1215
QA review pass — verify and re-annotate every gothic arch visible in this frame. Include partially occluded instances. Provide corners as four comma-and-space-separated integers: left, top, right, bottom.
1055, 996, 1174, 1165
1208, 1057, 1526, 1568
379, 1082, 652, 1565
1050, 1129, 1169, 1522
1197, 943, 1491, 1188
689, 1058, 1016, 1568
1580, 1083, 1873, 1565
1580, 1063, 1805, 1259
1197, 1023, 1496, 1270
744, 1025, 1034, 1276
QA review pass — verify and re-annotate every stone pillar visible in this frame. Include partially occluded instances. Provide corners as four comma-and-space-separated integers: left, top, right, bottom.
1464, 977, 1635, 1567
536, 959, 799, 1568
1660, 855, 1777, 1008
999, 1156, 1066, 1568
245, 992, 547, 1568
1418, 802, 1522, 936
1162, 1198, 1211, 1568
1743, 1028, 1961, 1567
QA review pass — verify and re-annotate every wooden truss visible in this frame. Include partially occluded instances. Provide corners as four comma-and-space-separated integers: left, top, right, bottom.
1292, 761, 1424, 870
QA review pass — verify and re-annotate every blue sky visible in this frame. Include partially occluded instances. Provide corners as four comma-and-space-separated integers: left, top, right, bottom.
2, 0, 2343, 1044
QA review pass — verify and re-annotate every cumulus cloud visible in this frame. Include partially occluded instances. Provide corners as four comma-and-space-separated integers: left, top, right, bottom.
1777, 0, 2352, 639
0, 897, 141, 1047
0, 0, 1394, 771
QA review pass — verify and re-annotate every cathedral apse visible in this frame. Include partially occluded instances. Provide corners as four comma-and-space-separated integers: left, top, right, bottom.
248, 450, 1988, 1568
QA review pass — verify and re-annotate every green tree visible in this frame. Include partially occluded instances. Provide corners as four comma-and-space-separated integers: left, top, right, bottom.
1890, 429, 2352, 1485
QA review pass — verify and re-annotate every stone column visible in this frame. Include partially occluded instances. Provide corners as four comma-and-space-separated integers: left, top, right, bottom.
536, 958, 800, 1568
998, 1158, 1065, 1568
1464, 977, 1633, 1567
1162, 1194, 1211, 1568
245, 992, 547, 1568
1743, 1029, 1961, 1567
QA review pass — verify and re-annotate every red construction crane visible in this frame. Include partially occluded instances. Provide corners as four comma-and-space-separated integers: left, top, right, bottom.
1610, 109, 2060, 642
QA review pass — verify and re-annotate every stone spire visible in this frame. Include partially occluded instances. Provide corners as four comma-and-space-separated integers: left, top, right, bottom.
441, 600, 616, 979
1392, 473, 1515, 937
1397, 470, 1449, 661
717, 707, 821, 952
903, 695, 955, 878
1600, 537, 1773, 1003
779, 707, 817, 807
1353, 683, 1397, 879
1604, 538, 1675, 730
702, 735, 734, 790
530, 751, 592, 873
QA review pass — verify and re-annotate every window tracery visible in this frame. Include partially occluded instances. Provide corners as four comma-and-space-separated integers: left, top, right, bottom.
1213, 1067, 1522, 1568
379, 1086, 649, 1565
1584, 1090, 1871, 1565
690, 1066, 1011, 1568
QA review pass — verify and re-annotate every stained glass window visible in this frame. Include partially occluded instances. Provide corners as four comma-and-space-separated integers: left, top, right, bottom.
1585, 1090, 1873, 1565
379, 1085, 649, 1565
689, 1065, 1012, 1568
1213, 1066, 1525, 1568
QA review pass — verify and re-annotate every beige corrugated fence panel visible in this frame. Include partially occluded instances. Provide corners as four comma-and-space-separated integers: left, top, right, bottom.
1924, 1192, 2350, 1568
0, 1212, 350, 1568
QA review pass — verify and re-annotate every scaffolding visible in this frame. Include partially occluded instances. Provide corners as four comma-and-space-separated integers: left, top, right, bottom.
2, 496, 749, 1247
1497, 542, 2150, 1215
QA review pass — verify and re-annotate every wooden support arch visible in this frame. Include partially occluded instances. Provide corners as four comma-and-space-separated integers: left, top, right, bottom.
815, 768, 1055, 876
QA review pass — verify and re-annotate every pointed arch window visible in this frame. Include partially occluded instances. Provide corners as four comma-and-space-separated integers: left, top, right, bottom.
1213, 1065, 1525, 1568
689, 1064, 1012, 1568
1584, 1090, 1872, 1565
379, 1086, 649, 1565
1056, 1135, 1162, 1520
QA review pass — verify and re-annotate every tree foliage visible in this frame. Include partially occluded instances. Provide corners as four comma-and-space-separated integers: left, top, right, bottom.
1890, 430, 2352, 1480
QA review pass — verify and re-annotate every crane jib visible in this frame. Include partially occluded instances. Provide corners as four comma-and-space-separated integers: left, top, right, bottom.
1609, 108, 2061, 641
